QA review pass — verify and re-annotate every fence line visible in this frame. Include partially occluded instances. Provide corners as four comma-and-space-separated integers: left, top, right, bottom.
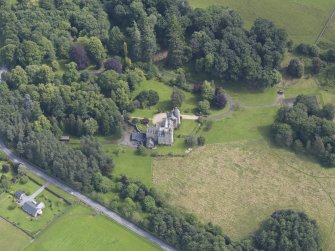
315, 8, 335, 44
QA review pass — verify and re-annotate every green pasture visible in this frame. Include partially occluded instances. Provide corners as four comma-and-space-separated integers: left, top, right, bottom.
188, 0, 335, 44
25, 205, 162, 251
0, 218, 31, 251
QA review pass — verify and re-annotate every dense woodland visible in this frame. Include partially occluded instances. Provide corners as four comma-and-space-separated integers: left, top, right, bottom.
0, 0, 324, 250
272, 95, 335, 166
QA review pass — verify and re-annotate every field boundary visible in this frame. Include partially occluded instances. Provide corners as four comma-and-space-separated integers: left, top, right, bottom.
0, 214, 34, 239
315, 8, 335, 44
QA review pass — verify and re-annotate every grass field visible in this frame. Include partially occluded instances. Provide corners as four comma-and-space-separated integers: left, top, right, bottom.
153, 140, 335, 250
25, 205, 162, 251
0, 218, 31, 251
188, 0, 335, 44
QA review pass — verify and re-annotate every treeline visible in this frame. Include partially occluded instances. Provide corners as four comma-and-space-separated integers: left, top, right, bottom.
272, 95, 335, 166
0, 84, 113, 193
110, 176, 231, 251
286, 42, 335, 82
94, 175, 321, 251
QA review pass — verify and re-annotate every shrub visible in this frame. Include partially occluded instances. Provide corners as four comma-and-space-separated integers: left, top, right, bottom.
0, 150, 8, 161
70, 44, 90, 70
287, 58, 304, 78
213, 88, 227, 109
197, 100, 210, 115
104, 57, 123, 73
171, 87, 185, 107
19, 176, 29, 185
136, 145, 148, 156
296, 43, 319, 57
311, 57, 323, 74
185, 134, 198, 147
8, 203, 17, 210
197, 136, 206, 146
204, 121, 213, 132
2, 164, 10, 173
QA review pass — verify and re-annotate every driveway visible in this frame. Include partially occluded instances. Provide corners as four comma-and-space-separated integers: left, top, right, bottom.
19, 183, 48, 206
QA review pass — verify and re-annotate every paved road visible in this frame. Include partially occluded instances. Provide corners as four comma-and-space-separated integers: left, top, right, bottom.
0, 140, 176, 251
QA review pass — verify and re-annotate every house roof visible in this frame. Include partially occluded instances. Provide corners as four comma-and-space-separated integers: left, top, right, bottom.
22, 201, 40, 217
131, 132, 144, 142
36, 202, 45, 209
60, 136, 70, 141
15, 190, 25, 199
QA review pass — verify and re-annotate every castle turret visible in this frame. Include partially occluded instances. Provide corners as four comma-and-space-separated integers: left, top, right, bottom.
173, 107, 181, 126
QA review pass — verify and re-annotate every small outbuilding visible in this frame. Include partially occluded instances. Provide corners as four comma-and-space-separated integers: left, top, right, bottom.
59, 136, 70, 144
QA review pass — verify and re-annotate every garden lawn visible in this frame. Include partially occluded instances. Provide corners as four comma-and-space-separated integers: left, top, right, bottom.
0, 179, 68, 236
25, 205, 162, 251
153, 140, 335, 251
102, 144, 153, 187
199, 107, 277, 143
131, 79, 198, 118
0, 218, 31, 251
188, 0, 335, 44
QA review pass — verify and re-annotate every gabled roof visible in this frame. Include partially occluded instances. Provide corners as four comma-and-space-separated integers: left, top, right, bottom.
22, 201, 40, 217
15, 190, 25, 199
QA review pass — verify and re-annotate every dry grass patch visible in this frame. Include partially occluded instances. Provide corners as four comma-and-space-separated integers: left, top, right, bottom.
153, 140, 335, 250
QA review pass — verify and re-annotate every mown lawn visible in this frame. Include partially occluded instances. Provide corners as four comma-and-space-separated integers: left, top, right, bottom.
131, 79, 198, 118
199, 107, 277, 143
188, 0, 335, 44
25, 205, 162, 251
102, 144, 153, 187
0, 179, 69, 236
153, 140, 335, 250
0, 218, 31, 251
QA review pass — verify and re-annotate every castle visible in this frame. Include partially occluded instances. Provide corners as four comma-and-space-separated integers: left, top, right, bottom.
146, 108, 181, 148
